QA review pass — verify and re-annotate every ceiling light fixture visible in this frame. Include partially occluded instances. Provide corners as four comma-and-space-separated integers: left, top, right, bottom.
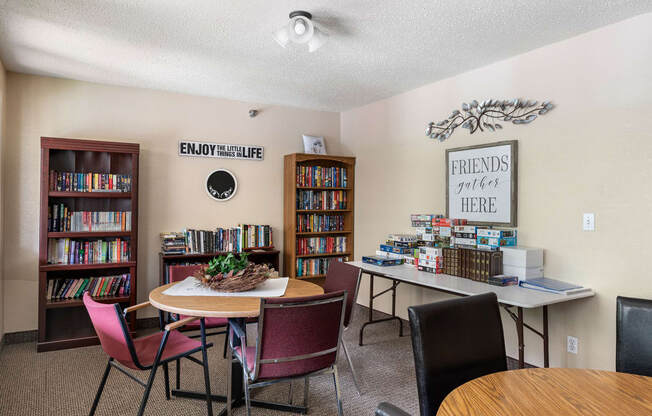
273, 11, 329, 52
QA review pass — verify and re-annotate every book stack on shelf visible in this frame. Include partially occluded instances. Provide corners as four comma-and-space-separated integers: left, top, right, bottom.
48, 204, 131, 232
47, 274, 131, 302
160, 232, 187, 254
284, 153, 355, 280
38, 137, 139, 352
158, 224, 279, 286
49, 170, 132, 192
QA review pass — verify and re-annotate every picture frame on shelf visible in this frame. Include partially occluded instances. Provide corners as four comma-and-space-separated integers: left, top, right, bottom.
302, 135, 327, 155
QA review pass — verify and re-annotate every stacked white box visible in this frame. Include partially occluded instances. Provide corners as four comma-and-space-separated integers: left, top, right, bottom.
500, 246, 544, 281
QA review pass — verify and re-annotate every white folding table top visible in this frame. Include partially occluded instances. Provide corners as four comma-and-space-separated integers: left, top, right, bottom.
348, 261, 594, 309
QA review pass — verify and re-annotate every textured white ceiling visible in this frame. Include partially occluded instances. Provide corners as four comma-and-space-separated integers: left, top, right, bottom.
0, 1, 650, 111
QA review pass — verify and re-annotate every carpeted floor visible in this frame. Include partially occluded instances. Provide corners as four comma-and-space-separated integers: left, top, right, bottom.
0, 306, 420, 416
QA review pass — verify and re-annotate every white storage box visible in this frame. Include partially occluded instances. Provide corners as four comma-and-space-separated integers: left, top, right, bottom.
500, 246, 543, 268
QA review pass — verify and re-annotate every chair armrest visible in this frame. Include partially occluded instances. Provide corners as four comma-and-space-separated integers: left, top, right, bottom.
230, 319, 247, 339
123, 301, 151, 316
375, 402, 411, 416
165, 316, 199, 332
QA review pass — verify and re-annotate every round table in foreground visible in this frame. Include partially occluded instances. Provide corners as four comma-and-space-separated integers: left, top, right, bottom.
437, 368, 652, 416
149, 278, 324, 318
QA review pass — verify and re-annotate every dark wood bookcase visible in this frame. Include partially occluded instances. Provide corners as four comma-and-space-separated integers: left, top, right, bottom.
38, 137, 139, 352
159, 249, 280, 286
283, 153, 355, 281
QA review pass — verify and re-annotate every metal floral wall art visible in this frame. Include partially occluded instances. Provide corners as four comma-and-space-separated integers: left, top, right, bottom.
425, 99, 554, 142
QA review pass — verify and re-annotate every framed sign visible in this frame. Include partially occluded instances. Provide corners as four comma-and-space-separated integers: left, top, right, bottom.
446, 140, 517, 226
180, 140, 264, 161
206, 169, 238, 201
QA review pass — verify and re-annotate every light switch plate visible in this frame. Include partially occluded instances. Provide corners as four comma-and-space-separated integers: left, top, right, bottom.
583, 213, 595, 231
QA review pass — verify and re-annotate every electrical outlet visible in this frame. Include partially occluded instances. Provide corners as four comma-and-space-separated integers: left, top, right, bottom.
583, 213, 595, 231
567, 336, 578, 354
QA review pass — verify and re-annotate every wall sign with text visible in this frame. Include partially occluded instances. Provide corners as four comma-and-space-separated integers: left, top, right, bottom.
446, 140, 518, 226
206, 169, 238, 201
179, 140, 264, 161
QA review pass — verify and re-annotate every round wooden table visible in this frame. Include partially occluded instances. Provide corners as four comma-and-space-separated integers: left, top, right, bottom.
437, 368, 652, 416
150, 278, 324, 318
149, 278, 324, 416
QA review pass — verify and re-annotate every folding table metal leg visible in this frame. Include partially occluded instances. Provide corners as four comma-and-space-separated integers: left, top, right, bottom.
543, 305, 549, 368
359, 273, 404, 346
517, 307, 525, 368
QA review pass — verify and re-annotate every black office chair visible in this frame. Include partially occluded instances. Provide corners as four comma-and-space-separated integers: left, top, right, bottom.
375, 293, 507, 416
616, 296, 652, 376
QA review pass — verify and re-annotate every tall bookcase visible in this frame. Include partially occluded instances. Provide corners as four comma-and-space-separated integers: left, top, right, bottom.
283, 153, 355, 282
38, 137, 139, 352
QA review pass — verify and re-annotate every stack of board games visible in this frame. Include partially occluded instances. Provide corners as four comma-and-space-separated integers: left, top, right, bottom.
477, 229, 517, 250
454, 225, 478, 249
418, 247, 443, 273
487, 274, 518, 286
377, 233, 418, 265
362, 255, 404, 266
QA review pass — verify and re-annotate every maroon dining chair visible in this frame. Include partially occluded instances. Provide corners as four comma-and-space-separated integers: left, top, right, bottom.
83, 293, 214, 416
228, 291, 348, 416
168, 264, 230, 389
323, 260, 363, 394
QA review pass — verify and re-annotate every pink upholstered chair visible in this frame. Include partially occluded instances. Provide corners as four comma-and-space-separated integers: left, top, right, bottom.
83, 293, 214, 416
228, 291, 347, 416
323, 261, 363, 393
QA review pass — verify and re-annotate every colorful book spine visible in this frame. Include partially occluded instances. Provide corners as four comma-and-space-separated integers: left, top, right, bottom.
296, 236, 347, 255
49, 171, 132, 192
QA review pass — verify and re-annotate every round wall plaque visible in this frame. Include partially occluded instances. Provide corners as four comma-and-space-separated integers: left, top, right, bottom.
205, 169, 237, 201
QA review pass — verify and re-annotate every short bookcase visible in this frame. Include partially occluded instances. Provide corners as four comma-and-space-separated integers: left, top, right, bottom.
38, 137, 139, 352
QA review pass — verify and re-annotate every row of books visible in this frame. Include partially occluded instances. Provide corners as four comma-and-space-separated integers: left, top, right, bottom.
296, 256, 348, 277
297, 236, 347, 255
47, 238, 130, 264
47, 274, 131, 301
296, 190, 347, 210
296, 166, 348, 188
161, 225, 273, 254
296, 214, 345, 233
49, 170, 132, 192
48, 204, 131, 232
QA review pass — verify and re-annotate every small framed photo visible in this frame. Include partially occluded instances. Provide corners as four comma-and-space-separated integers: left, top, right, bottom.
302, 135, 327, 155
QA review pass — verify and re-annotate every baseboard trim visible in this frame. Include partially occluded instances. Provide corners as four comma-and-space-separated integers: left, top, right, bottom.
4, 330, 37, 345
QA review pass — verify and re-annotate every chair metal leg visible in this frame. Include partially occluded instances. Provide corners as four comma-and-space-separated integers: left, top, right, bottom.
176, 358, 181, 389
89, 358, 112, 416
223, 330, 229, 359
332, 365, 344, 416
163, 362, 171, 400
303, 376, 310, 408
341, 341, 362, 395
137, 331, 169, 416
226, 342, 233, 416
243, 371, 252, 416
200, 318, 214, 416
288, 380, 293, 404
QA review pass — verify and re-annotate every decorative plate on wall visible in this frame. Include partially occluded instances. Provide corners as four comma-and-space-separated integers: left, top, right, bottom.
206, 169, 238, 201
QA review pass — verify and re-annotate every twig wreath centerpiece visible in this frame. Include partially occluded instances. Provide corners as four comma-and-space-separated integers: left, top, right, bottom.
425, 99, 554, 142
193, 252, 275, 292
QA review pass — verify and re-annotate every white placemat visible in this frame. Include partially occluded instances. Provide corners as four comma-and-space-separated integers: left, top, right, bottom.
162, 276, 289, 297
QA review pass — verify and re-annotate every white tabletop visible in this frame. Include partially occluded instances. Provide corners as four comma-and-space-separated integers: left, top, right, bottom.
348, 261, 594, 309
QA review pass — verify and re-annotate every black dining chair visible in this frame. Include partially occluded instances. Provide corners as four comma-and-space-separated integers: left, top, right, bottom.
616, 296, 652, 376
375, 292, 507, 416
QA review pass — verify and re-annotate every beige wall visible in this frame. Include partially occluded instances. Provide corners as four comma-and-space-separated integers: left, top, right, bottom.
340, 13, 652, 370
0, 58, 5, 345
2, 74, 342, 332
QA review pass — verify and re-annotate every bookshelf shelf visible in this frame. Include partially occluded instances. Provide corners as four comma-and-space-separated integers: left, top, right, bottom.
38, 137, 139, 352
45, 296, 131, 309
296, 186, 352, 190
49, 191, 132, 198
296, 209, 352, 213
47, 231, 132, 238
296, 231, 352, 236
296, 252, 351, 258
296, 274, 327, 280
40, 261, 137, 272
284, 153, 355, 281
